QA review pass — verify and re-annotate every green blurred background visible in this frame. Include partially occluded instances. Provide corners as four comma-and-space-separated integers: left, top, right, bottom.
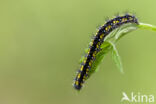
0, 0, 156, 104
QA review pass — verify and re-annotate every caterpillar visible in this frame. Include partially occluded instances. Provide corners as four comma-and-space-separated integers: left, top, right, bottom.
73, 14, 139, 90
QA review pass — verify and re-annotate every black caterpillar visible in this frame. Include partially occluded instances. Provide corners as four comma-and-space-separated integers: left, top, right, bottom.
73, 14, 139, 90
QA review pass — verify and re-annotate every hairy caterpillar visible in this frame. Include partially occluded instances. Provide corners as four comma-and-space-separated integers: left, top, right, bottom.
73, 14, 139, 90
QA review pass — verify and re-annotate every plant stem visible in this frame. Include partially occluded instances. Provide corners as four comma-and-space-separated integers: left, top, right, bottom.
138, 23, 156, 32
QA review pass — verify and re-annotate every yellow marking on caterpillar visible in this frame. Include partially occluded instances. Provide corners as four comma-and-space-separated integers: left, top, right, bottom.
122, 18, 126, 22
80, 65, 84, 71
92, 53, 95, 57
89, 61, 92, 66
83, 75, 86, 79
96, 44, 99, 48
77, 73, 81, 78
108, 25, 111, 29
83, 57, 87, 63
75, 81, 79, 85
100, 34, 104, 39
87, 48, 91, 54
92, 51, 97, 57
86, 68, 89, 72
83, 59, 86, 64
98, 42, 101, 45
94, 50, 97, 54
96, 42, 101, 48
86, 71, 88, 75
116, 21, 119, 23
105, 27, 108, 31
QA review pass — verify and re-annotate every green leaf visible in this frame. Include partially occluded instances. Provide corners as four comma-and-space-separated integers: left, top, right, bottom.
110, 42, 124, 74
